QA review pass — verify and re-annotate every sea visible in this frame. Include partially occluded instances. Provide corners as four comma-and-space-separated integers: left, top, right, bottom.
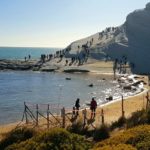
0, 47, 130, 125
0, 47, 59, 60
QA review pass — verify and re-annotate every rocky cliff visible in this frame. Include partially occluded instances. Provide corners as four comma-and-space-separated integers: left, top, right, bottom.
65, 3, 150, 74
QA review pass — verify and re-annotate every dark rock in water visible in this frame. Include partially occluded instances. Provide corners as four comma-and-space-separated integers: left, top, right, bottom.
32, 67, 40, 71
123, 85, 132, 90
88, 83, 93, 87
41, 68, 55, 72
66, 77, 71, 80
64, 69, 89, 73
106, 96, 113, 101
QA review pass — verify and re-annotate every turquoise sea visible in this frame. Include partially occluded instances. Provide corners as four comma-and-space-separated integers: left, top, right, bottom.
0, 47, 60, 60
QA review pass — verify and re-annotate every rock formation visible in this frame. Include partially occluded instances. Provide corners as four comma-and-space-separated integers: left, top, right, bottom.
65, 3, 150, 74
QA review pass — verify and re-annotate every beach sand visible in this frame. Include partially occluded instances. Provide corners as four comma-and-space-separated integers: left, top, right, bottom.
0, 60, 148, 140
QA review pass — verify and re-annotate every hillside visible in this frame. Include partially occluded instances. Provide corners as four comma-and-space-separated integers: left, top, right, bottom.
94, 125, 150, 150
65, 3, 150, 74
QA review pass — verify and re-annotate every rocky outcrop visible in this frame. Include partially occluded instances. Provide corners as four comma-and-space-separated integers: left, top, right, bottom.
66, 3, 150, 74
0, 60, 39, 71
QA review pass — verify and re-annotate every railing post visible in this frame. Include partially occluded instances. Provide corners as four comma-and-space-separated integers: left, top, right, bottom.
24, 102, 28, 124
101, 109, 104, 125
121, 95, 125, 117
146, 92, 150, 111
47, 104, 50, 129
82, 108, 87, 127
61, 107, 65, 128
36, 104, 39, 126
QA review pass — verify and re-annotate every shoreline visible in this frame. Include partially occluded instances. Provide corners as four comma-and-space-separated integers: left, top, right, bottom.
99, 87, 148, 108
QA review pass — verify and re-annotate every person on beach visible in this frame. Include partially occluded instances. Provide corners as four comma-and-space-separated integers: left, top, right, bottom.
90, 97, 97, 119
72, 106, 76, 118
75, 98, 80, 115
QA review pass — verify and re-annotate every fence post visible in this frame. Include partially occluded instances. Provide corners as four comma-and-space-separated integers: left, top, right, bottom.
61, 107, 65, 128
146, 92, 149, 111
121, 95, 125, 117
101, 109, 104, 125
36, 104, 39, 126
82, 109, 87, 127
47, 104, 50, 129
24, 102, 28, 124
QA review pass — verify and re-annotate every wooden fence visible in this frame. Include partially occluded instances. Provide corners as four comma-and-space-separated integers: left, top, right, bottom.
18, 91, 150, 129
19, 101, 107, 129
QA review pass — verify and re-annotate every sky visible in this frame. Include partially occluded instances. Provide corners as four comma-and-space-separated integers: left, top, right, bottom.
0, 0, 149, 48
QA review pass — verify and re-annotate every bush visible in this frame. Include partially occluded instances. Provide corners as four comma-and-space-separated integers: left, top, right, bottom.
126, 128, 150, 150
93, 124, 110, 141
0, 127, 36, 150
94, 144, 136, 150
6, 128, 92, 150
146, 108, 150, 124
110, 116, 126, 130
94, 125, 150, 150
126, 109, 147, 128
67, 120, 89, 135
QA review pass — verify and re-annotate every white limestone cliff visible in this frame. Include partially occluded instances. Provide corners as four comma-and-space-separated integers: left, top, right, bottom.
65, 3, 150, 74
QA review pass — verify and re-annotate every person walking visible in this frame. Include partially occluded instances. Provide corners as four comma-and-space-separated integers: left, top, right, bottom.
75, 98, 80, 115
90, 97, 97, 119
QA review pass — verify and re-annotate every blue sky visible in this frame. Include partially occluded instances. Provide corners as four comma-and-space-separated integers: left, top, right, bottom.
0, 0, 149, 48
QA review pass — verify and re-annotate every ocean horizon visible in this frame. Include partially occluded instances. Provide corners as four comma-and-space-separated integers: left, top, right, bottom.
0, 47, 61, 60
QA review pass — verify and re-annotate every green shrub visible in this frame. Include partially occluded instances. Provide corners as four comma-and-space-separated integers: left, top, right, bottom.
126, 129, 150, 150
126, 109, 147, 128
94, 125, 150, 150
146, 108, 150, 124
6, 128, 92, 150
110, 116, 126, 130
71, 134, 92, 150
93, 124, 110, 141
67, 120, 89, 135
0, 127, 36, 150
94, 144, 136, 150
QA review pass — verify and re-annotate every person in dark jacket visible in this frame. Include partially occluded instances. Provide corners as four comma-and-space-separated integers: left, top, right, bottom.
90, 97, 97, 119
75, 98, 80, 115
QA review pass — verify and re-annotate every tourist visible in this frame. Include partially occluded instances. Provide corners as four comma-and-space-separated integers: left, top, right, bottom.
65, 59, 68, 66
90, 97, 97, 119
28, 54, 31, 60
72, 106, 76, 118
75, 98, 80, 115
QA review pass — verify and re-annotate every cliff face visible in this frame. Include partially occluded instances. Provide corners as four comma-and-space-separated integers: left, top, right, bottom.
66, 3, 150, 74
124, 3, 150, 74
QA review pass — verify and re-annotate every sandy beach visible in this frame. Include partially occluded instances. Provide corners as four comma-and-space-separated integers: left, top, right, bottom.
0, 60, 149, 141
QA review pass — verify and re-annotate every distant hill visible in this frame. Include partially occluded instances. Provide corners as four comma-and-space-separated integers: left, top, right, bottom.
65, 3, 150, 74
